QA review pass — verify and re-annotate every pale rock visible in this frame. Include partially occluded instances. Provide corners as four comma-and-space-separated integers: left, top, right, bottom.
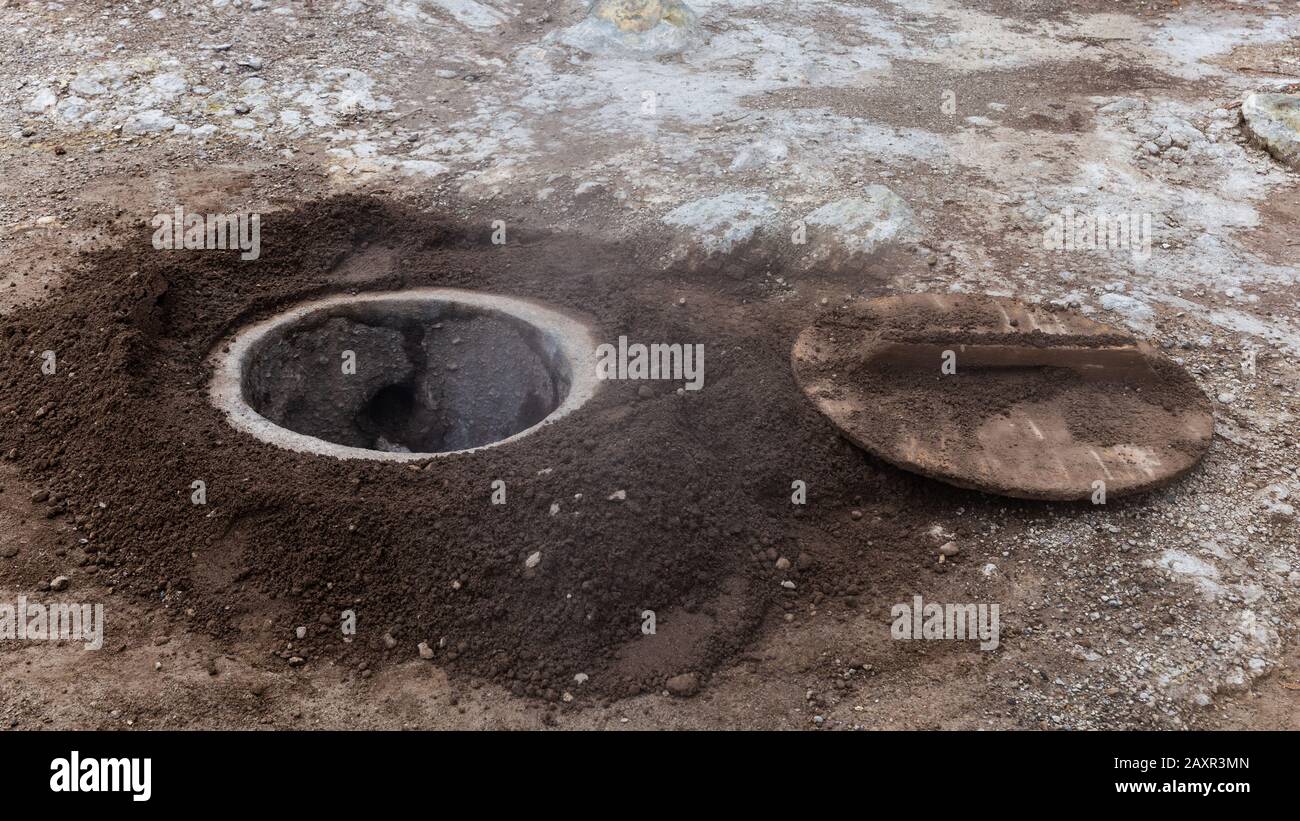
729, 138, 789, 172
69, 76, 107, 96
22, 88, 57, 113
1098, 292, 1155, 333
801, 185, 919, 263
662, 191, 780, 257
1241, 93, 1300, 170
123, 109, 178, 134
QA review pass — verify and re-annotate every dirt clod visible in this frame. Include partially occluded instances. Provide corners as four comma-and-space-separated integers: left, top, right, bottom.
665, 672, 700, 696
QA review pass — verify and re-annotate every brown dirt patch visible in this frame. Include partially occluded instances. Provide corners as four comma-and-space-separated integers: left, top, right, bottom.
0, 195, 998, 703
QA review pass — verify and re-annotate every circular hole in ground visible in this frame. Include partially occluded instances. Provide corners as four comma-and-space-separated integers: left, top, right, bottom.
210, 289, 598, 460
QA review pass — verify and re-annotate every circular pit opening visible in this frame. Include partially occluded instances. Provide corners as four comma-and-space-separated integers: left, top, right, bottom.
210, 289, 598, 460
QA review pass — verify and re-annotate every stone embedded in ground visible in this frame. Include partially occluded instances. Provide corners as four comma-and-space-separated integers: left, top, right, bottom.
662, 191, 781, 261
1256, 482, 1296, 520
1098, 292, 1155, 334
22, 88, 57, 113
123, 109, 179, 135
729, 138, 790, 172
1241, 93, 1300, 170
801, 185, 919, 265
70, 75, 107, 97
151, 73, 188, 97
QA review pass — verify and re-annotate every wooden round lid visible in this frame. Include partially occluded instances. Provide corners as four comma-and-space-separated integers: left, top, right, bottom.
792, 293, 1214, 501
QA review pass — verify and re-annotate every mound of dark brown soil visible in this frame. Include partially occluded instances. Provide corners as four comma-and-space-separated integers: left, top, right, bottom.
0, 196, 1064, 701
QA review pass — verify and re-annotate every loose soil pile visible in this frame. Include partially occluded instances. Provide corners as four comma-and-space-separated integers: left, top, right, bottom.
1, 195, 975, 701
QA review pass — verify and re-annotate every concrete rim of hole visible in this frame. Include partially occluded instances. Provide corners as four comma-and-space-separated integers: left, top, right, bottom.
209, 288, 600, 461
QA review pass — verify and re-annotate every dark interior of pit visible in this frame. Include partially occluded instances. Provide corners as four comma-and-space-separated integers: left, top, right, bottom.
0, 196, 1198, 709
242, 302, 569, 454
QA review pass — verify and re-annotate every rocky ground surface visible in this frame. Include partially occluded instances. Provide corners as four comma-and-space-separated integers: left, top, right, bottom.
1, 0, 1298, 729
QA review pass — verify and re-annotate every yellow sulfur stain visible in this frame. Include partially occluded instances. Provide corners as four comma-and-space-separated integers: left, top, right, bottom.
591, 0, 694, 33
